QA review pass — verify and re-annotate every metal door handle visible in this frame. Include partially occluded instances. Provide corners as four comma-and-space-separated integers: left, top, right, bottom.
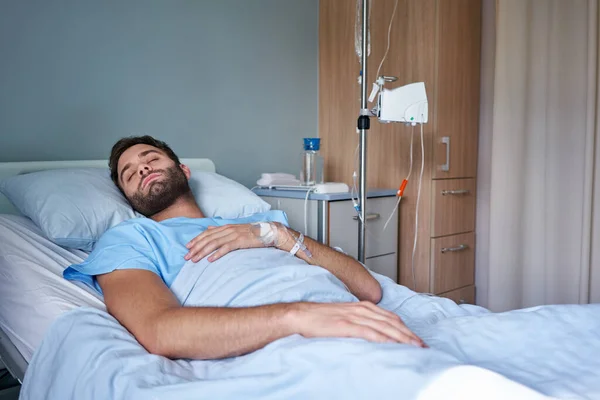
441, 189, 470, 196
353, 213, 381, 221
440, 136, 450, 172
441, 244, 468, 253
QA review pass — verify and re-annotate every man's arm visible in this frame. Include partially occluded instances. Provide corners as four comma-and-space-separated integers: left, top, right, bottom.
273, 224, 382, 303
98, 269, 424, 360
185, 223, 382, 303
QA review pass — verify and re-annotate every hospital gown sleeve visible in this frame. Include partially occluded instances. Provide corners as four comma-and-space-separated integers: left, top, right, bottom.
63, 221, 159, 295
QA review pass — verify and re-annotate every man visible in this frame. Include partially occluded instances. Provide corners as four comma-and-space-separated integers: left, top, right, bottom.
64, 135, 425, 361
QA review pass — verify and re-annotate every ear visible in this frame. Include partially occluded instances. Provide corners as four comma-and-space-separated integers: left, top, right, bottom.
179, 164, 192, 180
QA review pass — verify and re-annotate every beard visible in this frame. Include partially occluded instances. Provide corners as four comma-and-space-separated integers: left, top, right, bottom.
128, 165, 191, 217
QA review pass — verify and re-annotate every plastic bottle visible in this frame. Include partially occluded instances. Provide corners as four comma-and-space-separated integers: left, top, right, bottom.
300, 138, 324, 186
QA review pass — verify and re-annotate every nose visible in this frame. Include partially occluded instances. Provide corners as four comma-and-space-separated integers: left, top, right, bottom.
138, 163, 152, 176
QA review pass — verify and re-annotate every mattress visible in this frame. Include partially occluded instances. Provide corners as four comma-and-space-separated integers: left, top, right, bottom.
0, 215, 104, 362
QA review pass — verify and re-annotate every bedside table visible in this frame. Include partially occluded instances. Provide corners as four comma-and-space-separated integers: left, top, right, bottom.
252, 188, 399, 282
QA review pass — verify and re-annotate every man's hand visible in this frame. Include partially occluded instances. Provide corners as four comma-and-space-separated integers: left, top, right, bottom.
289, 301, 427, 348
100, 269, 426, 360
185, 224, 269, 263
185, 223, 383, 303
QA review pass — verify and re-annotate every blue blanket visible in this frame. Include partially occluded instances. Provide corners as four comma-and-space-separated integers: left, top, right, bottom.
21, 248, 600, 399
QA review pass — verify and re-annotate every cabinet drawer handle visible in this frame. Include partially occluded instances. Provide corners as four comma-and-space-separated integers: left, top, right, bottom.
441, 189, 470, 196
458, 298, 466, 304
440, 136, 450, 172
441, 244, 468, 253
353, 213, 381, 221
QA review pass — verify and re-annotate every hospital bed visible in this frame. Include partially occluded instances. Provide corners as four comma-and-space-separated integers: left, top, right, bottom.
0, 159, 215, 384
0, 160, 599, 400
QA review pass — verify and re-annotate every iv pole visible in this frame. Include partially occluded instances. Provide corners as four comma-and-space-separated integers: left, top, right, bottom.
357, 0, 369, 263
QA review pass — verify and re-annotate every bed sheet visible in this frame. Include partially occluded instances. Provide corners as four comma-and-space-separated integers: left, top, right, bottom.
0, 215, 104, 362
21, 250, 600, 399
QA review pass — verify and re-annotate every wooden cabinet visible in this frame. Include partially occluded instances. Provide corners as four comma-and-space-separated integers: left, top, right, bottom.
318, 0, 481, 303
434, 0, 481, 180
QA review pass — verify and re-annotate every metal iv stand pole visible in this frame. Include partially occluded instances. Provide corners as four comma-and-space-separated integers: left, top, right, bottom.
357, 0, 369, 263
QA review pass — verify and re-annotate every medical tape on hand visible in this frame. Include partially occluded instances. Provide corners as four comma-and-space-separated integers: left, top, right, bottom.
251, 222, 278, 247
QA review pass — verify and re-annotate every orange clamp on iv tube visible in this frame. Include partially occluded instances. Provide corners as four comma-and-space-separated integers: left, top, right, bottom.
397, 179, 408, 197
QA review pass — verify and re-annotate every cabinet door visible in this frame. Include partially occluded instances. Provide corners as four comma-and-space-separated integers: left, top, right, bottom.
329, 197, 398, 259
433, 0, 481, 179
431, 179, 476, 237
366, 253, 398, 282
438, 285, 475, 305
430, 232, 475, 294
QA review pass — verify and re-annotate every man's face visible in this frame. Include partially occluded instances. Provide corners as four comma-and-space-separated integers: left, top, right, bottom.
117, 144, 191, 217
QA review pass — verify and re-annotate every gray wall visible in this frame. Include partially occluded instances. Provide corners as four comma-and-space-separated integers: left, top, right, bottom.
0, 0, 318, 187
475, 0, 495, 307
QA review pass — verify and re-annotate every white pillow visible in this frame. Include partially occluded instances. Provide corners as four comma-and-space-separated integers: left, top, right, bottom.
0, 168, 136, 251
0, 168, 270, 251
188, 171, 271, 220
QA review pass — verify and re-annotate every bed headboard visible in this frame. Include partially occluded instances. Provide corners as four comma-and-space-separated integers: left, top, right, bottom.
0, 158, 216, 215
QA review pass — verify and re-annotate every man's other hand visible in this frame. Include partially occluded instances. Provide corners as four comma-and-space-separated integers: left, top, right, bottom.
185, 224, 266, 263
288, 301, 427, 348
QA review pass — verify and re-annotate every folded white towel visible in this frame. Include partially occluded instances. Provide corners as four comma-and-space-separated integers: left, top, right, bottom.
261, 173, 297, 181
257, 177, 301, 187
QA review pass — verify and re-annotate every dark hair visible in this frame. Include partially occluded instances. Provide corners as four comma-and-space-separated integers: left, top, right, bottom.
109, 135, 181, 191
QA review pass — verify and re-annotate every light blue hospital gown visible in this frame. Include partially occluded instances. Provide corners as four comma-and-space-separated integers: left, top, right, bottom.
63, 211, 292, 295
63, 210, 357, 308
